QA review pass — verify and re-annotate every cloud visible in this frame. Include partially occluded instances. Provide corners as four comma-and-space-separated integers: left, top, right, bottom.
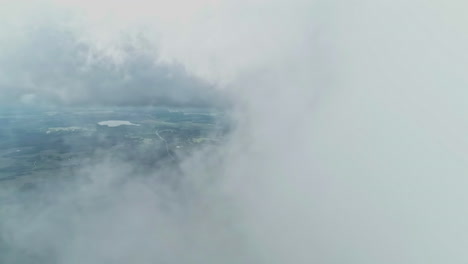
0, 8, 225, 107
1, 0, 468, 263
1, 150, 254, 264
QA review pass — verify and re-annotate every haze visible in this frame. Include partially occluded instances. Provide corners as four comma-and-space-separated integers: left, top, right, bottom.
1, 0, 468, 264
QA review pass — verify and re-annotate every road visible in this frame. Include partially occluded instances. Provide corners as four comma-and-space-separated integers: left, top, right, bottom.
155, 130, 175, 160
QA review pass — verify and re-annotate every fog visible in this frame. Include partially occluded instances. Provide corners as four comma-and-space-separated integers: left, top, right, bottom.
1, 0, 468, 263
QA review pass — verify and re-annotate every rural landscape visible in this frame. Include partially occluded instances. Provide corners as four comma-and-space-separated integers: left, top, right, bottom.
0, 106, 227, 205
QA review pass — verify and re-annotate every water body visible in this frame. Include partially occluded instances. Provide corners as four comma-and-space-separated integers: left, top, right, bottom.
97, 120, 139, 127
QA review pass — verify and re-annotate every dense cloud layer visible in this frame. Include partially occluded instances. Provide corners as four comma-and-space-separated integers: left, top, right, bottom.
0, 13, 224, 107
1, 0, 468, 264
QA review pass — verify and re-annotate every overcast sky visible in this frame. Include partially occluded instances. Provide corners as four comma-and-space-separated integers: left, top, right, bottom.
0, 0, 228, 107
1, 0, 468, 263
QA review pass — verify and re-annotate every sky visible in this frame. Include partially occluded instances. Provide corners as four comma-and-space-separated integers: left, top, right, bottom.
1, 0, 468, 263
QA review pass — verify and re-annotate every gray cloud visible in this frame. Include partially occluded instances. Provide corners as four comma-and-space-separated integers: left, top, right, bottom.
1, 0, 468, 263
0, 24, 225, 108
0, 150, 254, 264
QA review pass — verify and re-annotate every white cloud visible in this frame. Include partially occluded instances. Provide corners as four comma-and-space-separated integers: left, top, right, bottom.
1, 0, 468, 263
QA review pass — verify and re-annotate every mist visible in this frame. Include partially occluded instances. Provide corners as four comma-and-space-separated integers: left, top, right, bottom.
1, 0, 468, 263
